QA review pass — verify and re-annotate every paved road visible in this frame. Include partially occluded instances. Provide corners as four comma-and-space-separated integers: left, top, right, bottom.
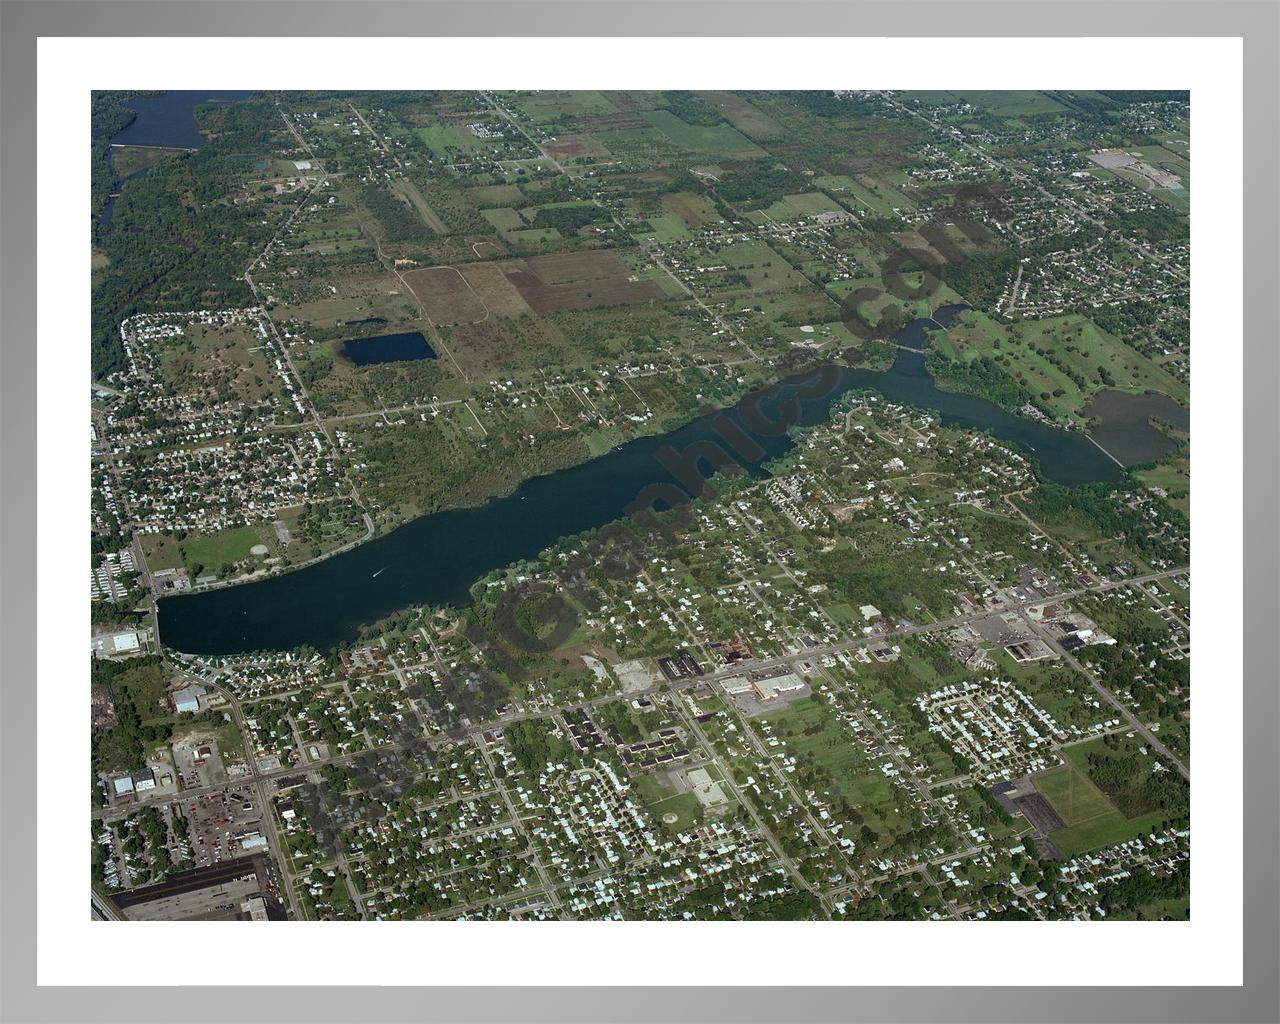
205, 675, 305, 920
90, 887, 125, 921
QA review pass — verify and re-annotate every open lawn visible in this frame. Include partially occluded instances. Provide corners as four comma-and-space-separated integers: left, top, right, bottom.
415, 122, 485, 156
843, 174, 917, 218
1035, 739, 1178, 857
758, 697, 912, 844
630, 774, 705, 832
748, 192, 847, 225
179, 524, 271, 576
1135, 460, 1190, 515
633, 210, 692, 243
1034, 760, 1115, 827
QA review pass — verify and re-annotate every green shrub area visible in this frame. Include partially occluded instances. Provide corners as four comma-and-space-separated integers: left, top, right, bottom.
92, 657, 173, 776
1084, 746, 1188, 819
361, 183, 434, 245
925, 349, 1032, 412
529, 203, 608, 234
1023, 481, 1188, 564
504, 719, 573, 774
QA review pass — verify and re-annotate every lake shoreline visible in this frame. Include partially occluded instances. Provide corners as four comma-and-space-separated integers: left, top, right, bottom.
157, 310, 1128, 656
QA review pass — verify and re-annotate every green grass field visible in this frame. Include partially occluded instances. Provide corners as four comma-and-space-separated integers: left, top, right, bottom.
466, 183, 526, 207
814, 174, 915, 218
748, 192, 847, 225
480, 207, 526, 233
946, 90, 1070, 118
179, 524, 268, 575
415, 123, 485, 156
630, 774, 705, 832
509, 90, 619, 119
759, 698, 910, 839
1034, 741, 1173, 857
633, 210, 692, 243
1035, 761, 1115, 825
693, 91, 785, 141
827, 272, 969, 329
1135, 460, 1191, 515
642, 110, 767, 159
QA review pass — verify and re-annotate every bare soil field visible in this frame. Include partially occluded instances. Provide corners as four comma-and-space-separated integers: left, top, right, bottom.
403, 266, 488, 324
541, 134, 612, 160
522, 250, 631, 285
456, 263, 532, 317
408, 250, 667, 324
506, 251, 666, 313
511, 272, 665, 314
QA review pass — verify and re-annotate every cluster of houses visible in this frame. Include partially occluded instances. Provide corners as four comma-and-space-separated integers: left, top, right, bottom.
103, 309, 344, 536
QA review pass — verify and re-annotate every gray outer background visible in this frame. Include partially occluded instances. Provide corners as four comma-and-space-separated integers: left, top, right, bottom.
1, 2, 1276, 1022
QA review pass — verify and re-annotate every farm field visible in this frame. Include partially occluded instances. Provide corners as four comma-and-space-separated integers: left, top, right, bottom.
641, 109, 768, 159
404, 249, 670, 325
900, 90, 1071, 118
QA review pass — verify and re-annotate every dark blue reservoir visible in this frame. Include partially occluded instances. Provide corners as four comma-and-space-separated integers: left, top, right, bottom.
341, 332, 437, 366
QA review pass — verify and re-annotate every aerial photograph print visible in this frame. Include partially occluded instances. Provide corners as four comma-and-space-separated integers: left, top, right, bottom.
89, 88, 1192, 924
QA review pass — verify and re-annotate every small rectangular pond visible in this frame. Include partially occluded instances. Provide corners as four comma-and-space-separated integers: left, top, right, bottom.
341, 331, 437, 366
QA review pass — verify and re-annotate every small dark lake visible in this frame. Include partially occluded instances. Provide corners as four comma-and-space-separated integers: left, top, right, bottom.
341, 332, 438, 366
158, 310, 1125, 656
1084, 389, 1189, 466
109, 90, 255, 150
